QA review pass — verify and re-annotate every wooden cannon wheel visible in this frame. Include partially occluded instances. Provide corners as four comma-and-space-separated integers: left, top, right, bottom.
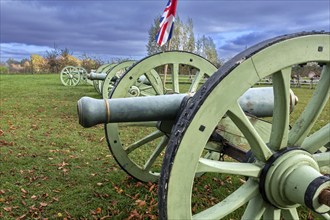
93, 63, 117, 94
60, 66, 81, 86
105, 51, 218, 182
101, 60, 136, 98
159, 32, 330, 219
77, 66, 92, 85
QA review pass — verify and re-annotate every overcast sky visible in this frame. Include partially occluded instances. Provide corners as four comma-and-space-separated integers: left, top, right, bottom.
1, 0, 329, 62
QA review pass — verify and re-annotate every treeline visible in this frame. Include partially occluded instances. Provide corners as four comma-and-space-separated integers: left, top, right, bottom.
147, 16, 222, 67
0, 16, 323, 77
0, 49, 103, 74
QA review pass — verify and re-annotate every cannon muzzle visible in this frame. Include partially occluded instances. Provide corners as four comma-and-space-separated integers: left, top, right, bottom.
77, 87, 298, 128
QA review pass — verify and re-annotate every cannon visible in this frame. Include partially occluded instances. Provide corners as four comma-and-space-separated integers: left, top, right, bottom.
78, 32, 330, 219
60, 61, 135, 95
102, 51, 218, 182
90, 60, 136, 95
60, 66, 89, 86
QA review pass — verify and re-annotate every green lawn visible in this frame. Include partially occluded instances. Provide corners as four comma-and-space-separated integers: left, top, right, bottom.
0, 74, 328, 219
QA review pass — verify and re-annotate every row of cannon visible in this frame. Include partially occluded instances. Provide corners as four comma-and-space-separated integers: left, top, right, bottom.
62, 32, 330, 219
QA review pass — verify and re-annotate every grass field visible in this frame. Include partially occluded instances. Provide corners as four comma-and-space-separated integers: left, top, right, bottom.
0, 74, 328, 219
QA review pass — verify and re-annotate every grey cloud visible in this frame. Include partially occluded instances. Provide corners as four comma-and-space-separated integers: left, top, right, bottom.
1, 0, 329, 62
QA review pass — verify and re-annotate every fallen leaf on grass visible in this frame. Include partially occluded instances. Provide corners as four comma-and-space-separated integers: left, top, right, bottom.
148, 184, 156, 192
135, 199, 146, 207
21, 200, 27, 206
96, 207, 102, 214
20, 188, 28, 194
17, 213, 27, 220
0, 140, 15, 146
3, 207, 12, 212
31, 195, 38, 200
40, 202, 48, 207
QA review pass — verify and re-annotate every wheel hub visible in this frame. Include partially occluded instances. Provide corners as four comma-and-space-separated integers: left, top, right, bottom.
259, 148, 330, 213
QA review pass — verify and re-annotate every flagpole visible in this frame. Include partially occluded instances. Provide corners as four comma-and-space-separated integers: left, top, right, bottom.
163, 39, 171, 91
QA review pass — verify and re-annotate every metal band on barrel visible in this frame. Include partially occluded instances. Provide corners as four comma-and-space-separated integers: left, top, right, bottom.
104, 99, 110, 123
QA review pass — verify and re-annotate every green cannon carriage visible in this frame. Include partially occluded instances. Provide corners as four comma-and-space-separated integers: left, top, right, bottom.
77, 32, 330, 219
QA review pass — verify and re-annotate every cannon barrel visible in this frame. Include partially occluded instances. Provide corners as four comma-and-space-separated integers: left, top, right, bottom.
87, 72, 107, 80
137, 75, 151, 85
78, 94, 186, 128
78, 87, 298, 128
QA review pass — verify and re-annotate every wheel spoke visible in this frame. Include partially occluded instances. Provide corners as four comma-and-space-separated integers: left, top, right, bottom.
196, 158, 261, 177
241, 194, 266, 220
269, 67, 291, 150
143, 136, 168, 171
139, 85, 153, 91
145, 70, 164, 95
172, 63, 180, 93
125, 130, 164, 154
313, 152, 330, 168
262, 205, 281, 220
64, 78, 70, 84
189, 70, 203, 93
141, 91, 157, 96
73, 77, 79, 84
288, 64, 330, 146
281, 208, 299, 220
192, 179, 259, 220
227, 102, 273, 162
320, 213, 330, 219
302, 124, 330, 153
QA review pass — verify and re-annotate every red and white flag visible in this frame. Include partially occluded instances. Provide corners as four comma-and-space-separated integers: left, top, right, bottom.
155, 0, 178, 47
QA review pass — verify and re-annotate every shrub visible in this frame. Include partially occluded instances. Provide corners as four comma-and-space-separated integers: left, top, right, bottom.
0, 65, 9, 74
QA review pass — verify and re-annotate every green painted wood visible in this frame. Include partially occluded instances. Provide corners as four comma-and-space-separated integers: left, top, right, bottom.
302, 124, 330, 153
288, 64, 330, 146
105, 51, 217, 182
160, 33, 330, 219
60, 66, 80, 86
93, 63, 116, 94
102, 60, 136, 98
268, 67, 292, 150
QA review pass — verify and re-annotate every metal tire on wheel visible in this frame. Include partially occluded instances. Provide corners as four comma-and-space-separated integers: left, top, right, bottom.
105, 51, 218, 182
60, 66, 80, 86
159, 32, 330, 219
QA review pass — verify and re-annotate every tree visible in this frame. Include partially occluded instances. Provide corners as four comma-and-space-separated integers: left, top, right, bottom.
146, 16, 164, 55
146, 16, 220, 67
31, 54, 48, 73
195, 35, 221, 67
146, 16, 195, 55
80, 53, 103, 73
45, 49, 60, 73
